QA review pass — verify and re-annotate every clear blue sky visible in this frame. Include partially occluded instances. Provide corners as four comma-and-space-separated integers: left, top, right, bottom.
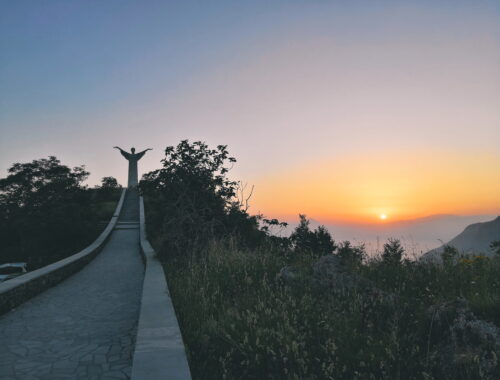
1, 1, 499, 222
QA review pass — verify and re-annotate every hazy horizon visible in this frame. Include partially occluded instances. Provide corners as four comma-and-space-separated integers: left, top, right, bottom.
279, 213, 498, 257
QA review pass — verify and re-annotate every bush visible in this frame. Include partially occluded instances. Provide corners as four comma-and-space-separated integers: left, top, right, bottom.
289, 214, 336, 258
0, 156, 121, 268
140, 140, 267, 258
442, 244, 459, 265
490, 241, 500, 255
382, 238, 404, 265
95, 176, 121, 201
0, 157, 93, 268
336, 240, 366, 269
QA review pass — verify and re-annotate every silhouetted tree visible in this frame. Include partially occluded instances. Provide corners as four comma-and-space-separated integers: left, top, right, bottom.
290, 214, 336, 257
95, 176, 121, 200
140, 140, 266, 257
336, 240, 366, 268
382, 238, 404, 265
0, 156, 93, 267
100, 176, 119, 189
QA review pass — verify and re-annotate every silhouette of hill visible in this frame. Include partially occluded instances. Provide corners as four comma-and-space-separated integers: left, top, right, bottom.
424, 216, 500, 259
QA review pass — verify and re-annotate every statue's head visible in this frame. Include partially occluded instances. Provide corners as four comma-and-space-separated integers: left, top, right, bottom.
131, 147, 136, 154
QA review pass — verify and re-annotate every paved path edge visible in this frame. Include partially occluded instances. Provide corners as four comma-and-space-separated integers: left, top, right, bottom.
131, 196, 192, 380
0, 188, 127, 316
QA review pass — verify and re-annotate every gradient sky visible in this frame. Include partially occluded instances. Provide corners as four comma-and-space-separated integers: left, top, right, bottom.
1, 1, 499, 224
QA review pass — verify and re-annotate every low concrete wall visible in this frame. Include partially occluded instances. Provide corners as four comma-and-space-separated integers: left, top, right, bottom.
131, 197, 192, 380
0, 189, 126, 316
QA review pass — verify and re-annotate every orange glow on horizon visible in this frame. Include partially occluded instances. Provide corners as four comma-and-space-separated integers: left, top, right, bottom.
249, 150, 500, 224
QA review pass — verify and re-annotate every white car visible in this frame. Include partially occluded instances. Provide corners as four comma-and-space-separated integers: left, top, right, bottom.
0, 262, 27, 282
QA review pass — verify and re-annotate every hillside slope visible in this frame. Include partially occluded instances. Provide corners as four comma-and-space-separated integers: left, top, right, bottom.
424, 216, 500, 259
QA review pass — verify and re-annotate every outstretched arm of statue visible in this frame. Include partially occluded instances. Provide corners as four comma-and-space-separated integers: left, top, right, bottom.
135, 148, 152, 160
113, 146, 131, 160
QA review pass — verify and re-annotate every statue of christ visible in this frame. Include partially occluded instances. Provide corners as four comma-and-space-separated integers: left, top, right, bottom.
113, 146, 152, 188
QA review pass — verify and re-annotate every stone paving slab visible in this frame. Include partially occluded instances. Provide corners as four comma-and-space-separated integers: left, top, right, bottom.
0, 191, 143, 380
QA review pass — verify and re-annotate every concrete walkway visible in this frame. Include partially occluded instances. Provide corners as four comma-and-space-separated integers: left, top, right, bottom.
0, 190, 144, 380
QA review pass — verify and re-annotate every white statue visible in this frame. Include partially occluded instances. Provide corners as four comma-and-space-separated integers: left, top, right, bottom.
113, 146, 152, 188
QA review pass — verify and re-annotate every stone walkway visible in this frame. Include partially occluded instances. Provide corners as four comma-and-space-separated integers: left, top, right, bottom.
0, 190, 144, 380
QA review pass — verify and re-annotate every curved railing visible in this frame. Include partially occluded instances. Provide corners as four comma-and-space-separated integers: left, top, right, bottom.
0, 189, 126, 315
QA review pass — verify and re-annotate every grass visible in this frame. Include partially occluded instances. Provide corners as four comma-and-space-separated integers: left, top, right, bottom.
162, 239, 500, 380
361, 255, 500, 327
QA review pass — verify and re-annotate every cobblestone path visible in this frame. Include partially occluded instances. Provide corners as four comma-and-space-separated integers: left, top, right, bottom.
0, 190, 144, 380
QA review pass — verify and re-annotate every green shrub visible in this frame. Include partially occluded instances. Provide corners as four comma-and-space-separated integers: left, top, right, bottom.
382, 238, 404, 265
290, 214, 336, 258
441, 245, 459, 265
336, 240, 366, 269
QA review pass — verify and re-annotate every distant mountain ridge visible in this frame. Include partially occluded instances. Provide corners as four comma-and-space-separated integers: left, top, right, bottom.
424, 216, 500, 259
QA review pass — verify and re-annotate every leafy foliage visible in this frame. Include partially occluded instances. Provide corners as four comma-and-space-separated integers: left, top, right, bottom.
100, 176, 120, 189
95, 176, 121, 201
0, 156, 89, 207
336, 240, 366, 268
140, 140, 267, 258
382, 238, 404, 265
289, 214, 336, 258
0, 157, 118, 268
442, 244, 459, 265
490, 240, 500, 255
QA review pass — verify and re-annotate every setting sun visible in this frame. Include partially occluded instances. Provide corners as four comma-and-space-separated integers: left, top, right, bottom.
380, 213, 388, 220
250, 151, 500, 223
